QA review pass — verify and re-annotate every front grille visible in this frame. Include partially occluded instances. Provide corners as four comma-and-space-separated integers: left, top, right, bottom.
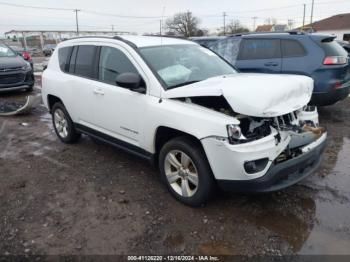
0, 73, 25, 85
0, 67, 22, 72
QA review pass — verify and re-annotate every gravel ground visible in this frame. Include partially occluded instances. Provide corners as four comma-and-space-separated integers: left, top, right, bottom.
0, 74, 350, 257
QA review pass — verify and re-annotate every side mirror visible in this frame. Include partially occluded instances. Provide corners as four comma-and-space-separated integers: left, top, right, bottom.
116, 72, 146, 93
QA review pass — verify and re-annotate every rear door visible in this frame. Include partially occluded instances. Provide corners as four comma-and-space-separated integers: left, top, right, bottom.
66, 44, 98, 126
236, 38, 282, 73
281, 39, 310, 75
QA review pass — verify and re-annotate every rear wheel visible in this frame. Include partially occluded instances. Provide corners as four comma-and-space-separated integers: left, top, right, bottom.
159, 137, 215, 206
52, 102, 81, 143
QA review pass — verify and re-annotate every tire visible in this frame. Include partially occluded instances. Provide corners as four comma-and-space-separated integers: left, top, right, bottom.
52, 102, 81, 144
159, 136, 216, 206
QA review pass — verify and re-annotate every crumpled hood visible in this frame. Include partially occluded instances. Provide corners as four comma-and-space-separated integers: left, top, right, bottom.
164, 74, 314, 117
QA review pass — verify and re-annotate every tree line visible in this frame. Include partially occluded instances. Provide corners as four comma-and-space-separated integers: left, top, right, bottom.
164, 11, 250, 37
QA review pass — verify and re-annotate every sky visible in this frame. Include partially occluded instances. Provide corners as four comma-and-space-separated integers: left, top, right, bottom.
0, 0, 349, 36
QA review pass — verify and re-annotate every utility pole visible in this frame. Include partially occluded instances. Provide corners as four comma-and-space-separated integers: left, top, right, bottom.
223, 12, 228, 36
310, 0, 315, 26
252, 16, 258, 32
159, 20, 162, 36
111, 25, 114, 32
302, 4, 306, 28
74, 9, 81, 36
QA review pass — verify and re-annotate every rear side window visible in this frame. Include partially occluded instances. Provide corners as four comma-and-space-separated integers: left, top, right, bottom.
239, 39, 281, 60
99, 46, 138, 85
69, 46, 78, 74
321, 39, 348, 57
281, 40, 306, 57
58, 46, 72, 72
74, 45, 98, 78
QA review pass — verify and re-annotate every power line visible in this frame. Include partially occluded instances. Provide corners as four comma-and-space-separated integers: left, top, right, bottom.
0, 1, 73, 11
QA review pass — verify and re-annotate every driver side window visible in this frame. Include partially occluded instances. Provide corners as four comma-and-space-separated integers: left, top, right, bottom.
99, 46, 138, 85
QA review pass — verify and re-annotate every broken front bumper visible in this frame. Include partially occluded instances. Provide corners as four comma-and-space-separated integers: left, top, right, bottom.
216, 132, 327, 193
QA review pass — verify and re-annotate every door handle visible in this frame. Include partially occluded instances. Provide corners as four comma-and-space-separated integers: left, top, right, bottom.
93, 88, 105, 95
264, 62, 279, 67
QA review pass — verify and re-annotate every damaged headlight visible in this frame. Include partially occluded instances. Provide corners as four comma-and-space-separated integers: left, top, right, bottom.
227, 124, 246, 144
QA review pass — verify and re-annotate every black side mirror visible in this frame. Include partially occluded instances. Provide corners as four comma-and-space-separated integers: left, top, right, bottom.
116, 72, 146, 93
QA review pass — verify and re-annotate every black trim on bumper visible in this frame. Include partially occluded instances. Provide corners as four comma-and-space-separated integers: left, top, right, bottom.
217, 136, 327, 193
310, 85, 350, 106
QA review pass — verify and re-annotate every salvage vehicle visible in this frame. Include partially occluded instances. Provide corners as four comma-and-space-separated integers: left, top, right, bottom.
0, 41, 35, 92
210, 32, 350, 106
42, 36, 327, 206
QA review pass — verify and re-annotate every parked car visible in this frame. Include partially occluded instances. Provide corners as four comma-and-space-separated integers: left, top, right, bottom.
210, 32, 350, 106
0, 41, 35, 92
42, 36, 327, 206
9, 45, 34, 68
189, 36, 226, 48
43, 44, 57, 56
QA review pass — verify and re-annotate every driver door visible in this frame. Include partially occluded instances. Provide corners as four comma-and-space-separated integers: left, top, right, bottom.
91, 45, 146, 146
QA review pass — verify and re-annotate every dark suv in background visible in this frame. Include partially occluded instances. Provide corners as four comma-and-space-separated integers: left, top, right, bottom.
210, 32, 350, 106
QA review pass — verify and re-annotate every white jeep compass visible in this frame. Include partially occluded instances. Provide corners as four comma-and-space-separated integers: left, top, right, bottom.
42, 36, 327, 206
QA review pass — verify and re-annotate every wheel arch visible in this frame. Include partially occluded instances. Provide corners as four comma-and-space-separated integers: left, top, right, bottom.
153, 126, 205, 164
47, 94, 63, 113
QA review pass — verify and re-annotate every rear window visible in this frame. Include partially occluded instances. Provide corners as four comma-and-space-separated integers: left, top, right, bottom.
74, 45, 97, 78
282, 40, 306, 57
58, 46, 72, 72
238, 39, 281, 60
321, 39, 348, 57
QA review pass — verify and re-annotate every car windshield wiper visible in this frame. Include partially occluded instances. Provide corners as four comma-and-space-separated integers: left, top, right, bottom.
167, 80, 200, 89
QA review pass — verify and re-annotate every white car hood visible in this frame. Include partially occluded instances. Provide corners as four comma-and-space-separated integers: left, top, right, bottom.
163, 74, 314, 117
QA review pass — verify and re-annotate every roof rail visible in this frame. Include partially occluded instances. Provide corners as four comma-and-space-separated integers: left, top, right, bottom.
230, 30, 305, 37
62, 35, 138, 49
113, 36, 138, 49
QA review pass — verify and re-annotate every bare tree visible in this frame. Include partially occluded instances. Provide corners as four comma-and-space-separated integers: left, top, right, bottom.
165, 11, 201, 37
218, 20, 249, 35
226, 20, 250, 35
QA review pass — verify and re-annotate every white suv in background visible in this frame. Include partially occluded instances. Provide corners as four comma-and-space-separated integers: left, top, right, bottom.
42, 36, 327, 206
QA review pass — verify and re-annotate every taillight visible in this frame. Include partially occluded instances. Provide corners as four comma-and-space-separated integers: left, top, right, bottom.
22, 51, 31, 61
323, 56, 347, 65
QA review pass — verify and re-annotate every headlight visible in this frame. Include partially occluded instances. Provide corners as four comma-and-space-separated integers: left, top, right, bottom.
227, 124, 246, 144
22, 63, 31, 71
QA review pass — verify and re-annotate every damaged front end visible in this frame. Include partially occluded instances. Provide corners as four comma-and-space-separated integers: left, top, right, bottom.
183, 96, 327, 192
234, 107, 326, 165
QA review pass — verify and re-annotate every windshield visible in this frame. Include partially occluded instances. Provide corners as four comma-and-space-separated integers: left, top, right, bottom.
0, 43, 16, 57
139, 44, 236, 89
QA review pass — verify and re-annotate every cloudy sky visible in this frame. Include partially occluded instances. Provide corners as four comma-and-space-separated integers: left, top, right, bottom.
0, 0, 349, 36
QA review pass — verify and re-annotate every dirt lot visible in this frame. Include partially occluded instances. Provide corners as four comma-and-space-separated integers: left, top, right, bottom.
0, 74, 350, 257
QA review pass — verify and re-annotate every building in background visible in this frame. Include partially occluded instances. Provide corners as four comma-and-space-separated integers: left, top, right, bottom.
255, 24, 287, 32
303, 13, 350, 41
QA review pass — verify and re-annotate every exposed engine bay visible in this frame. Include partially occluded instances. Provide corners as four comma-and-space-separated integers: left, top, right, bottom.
180, 96, 326, 163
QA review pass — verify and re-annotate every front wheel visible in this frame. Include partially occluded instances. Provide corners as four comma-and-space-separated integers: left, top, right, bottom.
159, 137, 215, 206
52, 102, 81, 144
